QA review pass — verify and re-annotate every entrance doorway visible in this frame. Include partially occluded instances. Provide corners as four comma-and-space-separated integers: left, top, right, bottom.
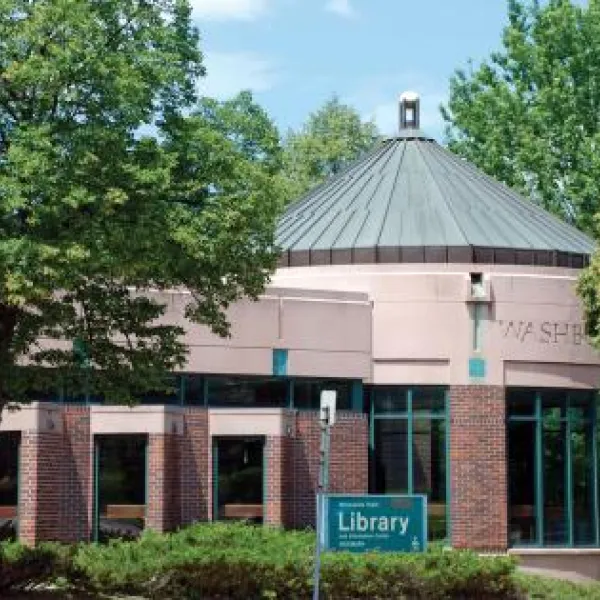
213, 437, 264, 523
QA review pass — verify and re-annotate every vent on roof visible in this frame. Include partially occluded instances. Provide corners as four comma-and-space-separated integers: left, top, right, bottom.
399, 91, 420, 130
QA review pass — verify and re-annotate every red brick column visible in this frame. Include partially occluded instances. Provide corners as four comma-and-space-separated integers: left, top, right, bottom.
450, 385, 508, 551
19, 431, 63, 545
180, 409, 210, 525
146, 433, 181, 532
60, 406, 92, 542
288, 411, 368, 529
264, 436, 292, 526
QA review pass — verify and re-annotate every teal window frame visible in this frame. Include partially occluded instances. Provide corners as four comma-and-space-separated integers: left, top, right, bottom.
369, 386, 450, 542
507, 389, 599, 548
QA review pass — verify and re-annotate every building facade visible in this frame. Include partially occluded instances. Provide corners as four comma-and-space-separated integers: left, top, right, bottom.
2, 97, 600, 572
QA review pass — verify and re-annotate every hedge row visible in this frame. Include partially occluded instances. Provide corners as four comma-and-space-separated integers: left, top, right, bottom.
1, 522, 523, 599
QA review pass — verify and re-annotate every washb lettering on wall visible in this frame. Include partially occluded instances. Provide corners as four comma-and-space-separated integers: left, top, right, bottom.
496, 320, 584, 345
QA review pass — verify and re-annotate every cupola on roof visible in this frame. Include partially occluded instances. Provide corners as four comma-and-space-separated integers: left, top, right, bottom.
277, 93, 594, 269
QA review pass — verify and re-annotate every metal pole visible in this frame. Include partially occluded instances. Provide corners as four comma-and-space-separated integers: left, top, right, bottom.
313, 408, 330, 600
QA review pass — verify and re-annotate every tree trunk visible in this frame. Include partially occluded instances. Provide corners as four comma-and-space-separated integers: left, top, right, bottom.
0, 303, 19, 421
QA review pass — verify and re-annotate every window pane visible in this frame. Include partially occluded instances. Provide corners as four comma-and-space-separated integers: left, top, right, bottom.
97, 435, 146, 542
372, 388, 407, 413
507, 389, 536, 417
373, 419, 408, 493
543, 415, 567, 545
0, 432, 19, 541
413, 419, 447, 540
293, 380, 351, 411
508, 421, 537, 545
208, 377, 288, 407
572, 419, 595, 544
184, 374, 205, 406
412, 388, 445, 415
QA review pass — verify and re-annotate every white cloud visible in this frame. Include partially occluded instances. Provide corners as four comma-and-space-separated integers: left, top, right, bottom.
190, 0, 268, 21
198, 51, 278, 99
325, 0, 358, 19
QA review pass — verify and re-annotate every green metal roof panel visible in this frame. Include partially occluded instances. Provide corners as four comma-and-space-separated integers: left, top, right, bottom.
276, 135, 595, 266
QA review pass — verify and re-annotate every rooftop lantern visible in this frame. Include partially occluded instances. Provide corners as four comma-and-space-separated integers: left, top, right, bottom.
399, 91, 420, 130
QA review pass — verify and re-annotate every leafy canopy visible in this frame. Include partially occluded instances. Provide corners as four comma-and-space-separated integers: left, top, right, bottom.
442, 0, 600, 232
0, 0, 283, 410
282, 96, 379, 202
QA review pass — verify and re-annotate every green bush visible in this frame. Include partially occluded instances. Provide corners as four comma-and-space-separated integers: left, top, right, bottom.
0, 542, 71, 593
70, 522, 522, 599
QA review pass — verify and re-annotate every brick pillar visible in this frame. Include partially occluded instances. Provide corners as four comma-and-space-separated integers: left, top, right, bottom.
450, 385, 508, 551
180, 408, 210, 525
60, 406, 92, 542
19, 431, 63, 545
146, 433, 181, 532
288, 411, 369, 529
264, 436, 289, 526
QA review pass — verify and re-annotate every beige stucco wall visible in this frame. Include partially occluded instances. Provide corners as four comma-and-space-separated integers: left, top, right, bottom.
273, 263, 600, 388
156, 286, 372, 380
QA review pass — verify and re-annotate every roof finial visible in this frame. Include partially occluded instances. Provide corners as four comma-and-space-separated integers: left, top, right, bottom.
399, 91, 420, 130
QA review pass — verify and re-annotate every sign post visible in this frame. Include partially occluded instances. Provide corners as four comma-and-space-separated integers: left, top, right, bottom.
312, 390, 336, 600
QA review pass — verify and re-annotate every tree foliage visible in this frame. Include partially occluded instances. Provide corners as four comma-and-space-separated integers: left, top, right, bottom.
0, 0, 283, 411
282, 96, 379, 202
442, 0, 600, 232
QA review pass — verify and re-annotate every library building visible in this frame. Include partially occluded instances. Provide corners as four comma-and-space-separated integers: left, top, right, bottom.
2, 94, 600, 574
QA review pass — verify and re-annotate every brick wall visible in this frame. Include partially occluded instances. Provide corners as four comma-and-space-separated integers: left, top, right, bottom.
286, 411, 368, 529
180, 409, 210, 524
19, 431, 63, 545
450, 385, 508, 551
147, 433, 181, 532
60, 406, 92, 542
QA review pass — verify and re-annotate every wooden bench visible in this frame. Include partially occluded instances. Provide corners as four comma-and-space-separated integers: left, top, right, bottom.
222, 503, 263, 519
0, 506, 17, 519
104, 505, 145, 520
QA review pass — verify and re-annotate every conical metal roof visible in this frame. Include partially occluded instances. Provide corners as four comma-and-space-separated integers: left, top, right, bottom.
277, 126, 594, 269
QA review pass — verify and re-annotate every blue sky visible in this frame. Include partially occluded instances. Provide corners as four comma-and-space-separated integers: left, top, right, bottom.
190, 1, 512, 140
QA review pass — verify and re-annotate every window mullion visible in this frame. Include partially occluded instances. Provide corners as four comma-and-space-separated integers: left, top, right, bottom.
593, 398, 599, 547
566, 396, 574, 547
407, 389, 413, 494
535, 392, 543, 546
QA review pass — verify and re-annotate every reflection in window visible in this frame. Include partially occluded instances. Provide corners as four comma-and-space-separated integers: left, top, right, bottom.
207, 377, 288, 407
96, 435, 146, 542
507, 388, 597, 547
0, 432, 19, 541
293, 380, 352, 411
371, 387, 448, 541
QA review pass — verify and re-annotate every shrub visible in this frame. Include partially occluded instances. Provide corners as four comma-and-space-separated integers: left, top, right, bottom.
71, 522, 523, 599
0, 542, 71, 593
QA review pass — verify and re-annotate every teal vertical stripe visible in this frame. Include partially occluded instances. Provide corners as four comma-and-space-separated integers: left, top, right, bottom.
407, 389, 413, 494
566, 396, 574, 547
592, 399, 599, 546
445, 390, 451, 545
534, 393, 543, 546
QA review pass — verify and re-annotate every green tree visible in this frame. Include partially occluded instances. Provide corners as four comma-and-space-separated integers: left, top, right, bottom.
442, 0, 600, 232
0, 0, 282, 414
282, 96, 379, 201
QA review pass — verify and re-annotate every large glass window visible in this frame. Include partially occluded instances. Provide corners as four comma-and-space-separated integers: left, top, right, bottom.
507, 388, 598, 547
0, 432, 19, 541
293, 379, 353, 411
370, 386, 448, 541
95, 434, 147, 542
207, 376, 288, 407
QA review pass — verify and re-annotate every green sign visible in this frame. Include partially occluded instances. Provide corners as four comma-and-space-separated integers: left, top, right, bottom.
324, 494, 427, 553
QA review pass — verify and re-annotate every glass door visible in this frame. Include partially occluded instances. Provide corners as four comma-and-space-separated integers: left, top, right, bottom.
213, 437, 264, 523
